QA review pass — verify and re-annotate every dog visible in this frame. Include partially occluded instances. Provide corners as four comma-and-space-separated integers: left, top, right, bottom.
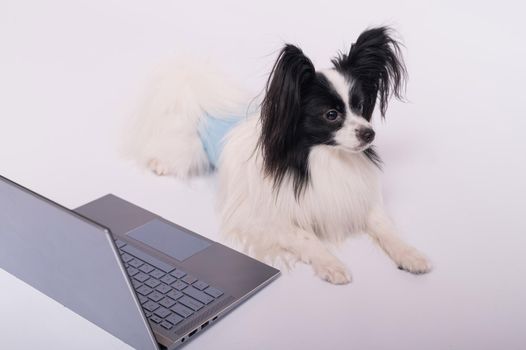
126, 26, 431, 284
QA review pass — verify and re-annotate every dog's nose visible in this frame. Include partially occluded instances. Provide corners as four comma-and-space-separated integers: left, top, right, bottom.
358, 128, 375, 143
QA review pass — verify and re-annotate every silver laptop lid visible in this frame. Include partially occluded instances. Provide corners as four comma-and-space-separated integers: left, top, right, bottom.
0, 176, 159, 350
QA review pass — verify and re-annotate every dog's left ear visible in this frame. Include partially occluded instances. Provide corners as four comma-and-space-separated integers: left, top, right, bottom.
333, 26, 407, 119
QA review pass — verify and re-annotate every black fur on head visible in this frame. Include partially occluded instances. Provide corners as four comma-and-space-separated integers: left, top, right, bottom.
259, 44, 316, 198
332, 26, 407, 120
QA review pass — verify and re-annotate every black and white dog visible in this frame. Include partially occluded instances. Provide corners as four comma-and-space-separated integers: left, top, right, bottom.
127, 27, 431, 284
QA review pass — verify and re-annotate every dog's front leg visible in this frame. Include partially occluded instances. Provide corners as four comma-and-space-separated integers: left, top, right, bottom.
366, 206, 432, 274
277, 227, 352, 284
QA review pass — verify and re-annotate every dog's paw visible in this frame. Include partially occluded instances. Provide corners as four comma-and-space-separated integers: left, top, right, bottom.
148, 158, 171, 176
145, 141, 209, 178
312, 259, 352, 285
396, 247, 432, 274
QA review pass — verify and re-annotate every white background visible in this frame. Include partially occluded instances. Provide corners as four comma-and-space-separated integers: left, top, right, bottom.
1, 0, 525, 349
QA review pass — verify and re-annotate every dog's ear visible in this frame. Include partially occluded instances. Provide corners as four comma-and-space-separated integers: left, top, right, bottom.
332, 27, 407, 119
260, 44, 315, 184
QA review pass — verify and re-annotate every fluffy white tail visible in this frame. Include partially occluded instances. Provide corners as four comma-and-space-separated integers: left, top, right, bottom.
124, 58, 248, 178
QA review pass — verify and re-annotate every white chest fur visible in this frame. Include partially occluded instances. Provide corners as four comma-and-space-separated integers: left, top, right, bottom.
218, 117, 382, 244
297, 146, 382, 242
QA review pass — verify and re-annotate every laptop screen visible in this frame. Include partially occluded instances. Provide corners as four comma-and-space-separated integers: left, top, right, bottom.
0, 176, 159, 350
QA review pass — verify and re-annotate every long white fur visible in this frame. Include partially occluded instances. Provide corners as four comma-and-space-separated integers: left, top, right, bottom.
124, 58, 248, 178
126, 61, 431, 284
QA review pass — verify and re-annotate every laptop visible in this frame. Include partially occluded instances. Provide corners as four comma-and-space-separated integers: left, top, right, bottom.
0, 175, 280, 349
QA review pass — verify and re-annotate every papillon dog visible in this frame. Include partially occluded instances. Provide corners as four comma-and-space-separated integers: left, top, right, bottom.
127, 26, 431, 284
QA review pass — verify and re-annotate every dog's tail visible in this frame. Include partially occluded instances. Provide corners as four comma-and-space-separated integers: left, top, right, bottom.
123, 57, 249, 178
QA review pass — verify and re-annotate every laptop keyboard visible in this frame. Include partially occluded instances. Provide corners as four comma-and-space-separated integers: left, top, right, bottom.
114, 239, 224, 331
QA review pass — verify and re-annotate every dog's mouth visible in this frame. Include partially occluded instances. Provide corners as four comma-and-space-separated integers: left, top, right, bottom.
340, 142, 372, 153
358, 141, 374, 151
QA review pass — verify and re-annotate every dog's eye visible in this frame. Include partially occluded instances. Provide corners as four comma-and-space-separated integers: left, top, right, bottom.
325, 110, 339, 121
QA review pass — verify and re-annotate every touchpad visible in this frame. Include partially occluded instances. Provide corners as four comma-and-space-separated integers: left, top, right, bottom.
127, 219, 211, 261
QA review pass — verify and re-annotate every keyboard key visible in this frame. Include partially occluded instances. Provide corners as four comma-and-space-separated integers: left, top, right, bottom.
139, 264, 154, 274
156, 283, 171, 294
144, 311, 152, 318
192, 280, 209, 291
179, 296, 203, 311
136, 285, 153, 296
182, 275, 197, 284
170, 269, 186, 279
171, 303, 194, 318
166, 313, 183, 326
159, 297, 176, 309
138, 295, 148, 304
121, 245, 175, 273
143, 301, 159, 312
129, 259, 144, 269
204, 287, 224, 298
172, 280, 188, 291
160, 321, 173, 330
115, 239, 127, 248
160, 275, 177, 285
183, 286, 214, 304
148, 291, 164, 302
145, 278, 161, 289
121, 253, 134, 263
150, 269, 165, 279
149, 315, 162, 324
154, 307, 171, 319
132, 280, 142, 289
134, 272, 149, 283
167, 290, 183, 301
127, 267, 139, 276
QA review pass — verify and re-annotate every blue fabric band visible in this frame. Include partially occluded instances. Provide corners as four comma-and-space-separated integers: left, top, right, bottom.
198, 114, 242, 168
